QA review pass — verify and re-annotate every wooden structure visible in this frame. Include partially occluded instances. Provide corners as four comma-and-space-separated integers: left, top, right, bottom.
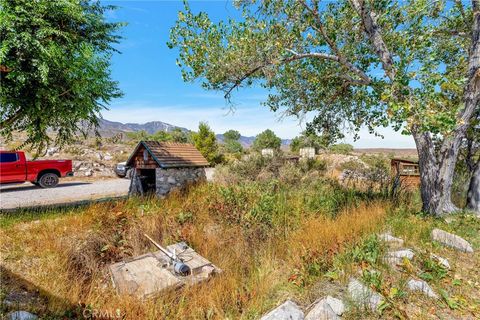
109, 242, 221, 298
391, 158, 420, 190
126, 141, 209, 196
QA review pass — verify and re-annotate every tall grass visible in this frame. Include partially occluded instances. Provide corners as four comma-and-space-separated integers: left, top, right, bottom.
1, 179, 389, 319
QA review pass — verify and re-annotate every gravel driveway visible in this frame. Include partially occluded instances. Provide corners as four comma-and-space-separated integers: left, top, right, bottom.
0, 178, 130, 210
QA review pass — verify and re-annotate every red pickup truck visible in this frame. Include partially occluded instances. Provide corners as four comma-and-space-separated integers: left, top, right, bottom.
0, 151, 73, 188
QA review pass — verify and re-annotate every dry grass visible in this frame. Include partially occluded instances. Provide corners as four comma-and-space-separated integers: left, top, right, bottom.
0, 181, 388, 319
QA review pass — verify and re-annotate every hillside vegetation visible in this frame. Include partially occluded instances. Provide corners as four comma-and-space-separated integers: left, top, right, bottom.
1, 158, 478, 319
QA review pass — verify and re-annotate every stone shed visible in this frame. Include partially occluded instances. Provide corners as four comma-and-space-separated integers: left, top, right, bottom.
127, 141, 209, 196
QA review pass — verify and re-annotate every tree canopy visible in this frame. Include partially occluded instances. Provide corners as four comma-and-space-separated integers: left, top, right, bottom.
222, 129, 243, 154
290, 130, 330, 153
252, 129, 282, 151
192, 122, 221, 164
169, 0, 480, 215
169, 0, 473, 137
0, 0, 123, 152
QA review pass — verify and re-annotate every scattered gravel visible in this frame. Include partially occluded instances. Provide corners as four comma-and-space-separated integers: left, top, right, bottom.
0, 179, 130, 210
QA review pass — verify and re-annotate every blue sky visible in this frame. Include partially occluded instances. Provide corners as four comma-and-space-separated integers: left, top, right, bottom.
102, 0, 415, 148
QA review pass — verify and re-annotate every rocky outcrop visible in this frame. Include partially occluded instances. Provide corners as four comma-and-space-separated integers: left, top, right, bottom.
431, 229, 473, 253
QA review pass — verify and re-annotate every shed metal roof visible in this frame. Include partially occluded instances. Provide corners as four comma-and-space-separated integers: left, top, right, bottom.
127, 141, 209, 168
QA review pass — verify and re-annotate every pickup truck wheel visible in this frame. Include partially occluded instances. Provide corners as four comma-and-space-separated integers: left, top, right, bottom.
38, 173, 59, 188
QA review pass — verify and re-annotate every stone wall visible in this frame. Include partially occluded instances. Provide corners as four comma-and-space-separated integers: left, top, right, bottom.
155, 167, 206, 195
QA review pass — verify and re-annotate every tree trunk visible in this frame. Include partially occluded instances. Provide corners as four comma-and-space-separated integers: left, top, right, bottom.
467, 160, 480, 214
413, 130, 462, 216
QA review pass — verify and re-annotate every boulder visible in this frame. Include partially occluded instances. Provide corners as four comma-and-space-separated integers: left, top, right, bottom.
7, 311, 38, 320
431, 229, 473, 253
305, 296, 344, 320
406, 279, 438, 299
305, 300, 338, 320
260, 300, 304, 320
348, 278, 383, 312
378, 233, 404, 246
384, 249, 414, 266
322, 296, 345, 316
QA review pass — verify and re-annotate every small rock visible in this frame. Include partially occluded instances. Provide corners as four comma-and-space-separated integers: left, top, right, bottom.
104, 153, 113, 161
305, 296, 344, 320
46, 147, 59, 156
378, 233, 404, 246
305, 300, 338, 320
167, 176, 177, 184
406, 279, 438, 299
7, 311, 38, 320
85, 169, 93, 177
384, 249, 414, 265
73, 161, 83, 170
260, 300, 304, 320
430, 254, 450, 269
431, 229, 473, 253
348, 278, 383, 312
96, 152, 103, 160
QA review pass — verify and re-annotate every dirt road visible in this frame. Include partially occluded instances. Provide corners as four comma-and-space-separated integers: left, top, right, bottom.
0, 178, 130, 210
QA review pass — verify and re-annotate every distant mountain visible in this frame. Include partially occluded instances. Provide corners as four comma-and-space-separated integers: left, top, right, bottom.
98, 119, 290, 146
98, 119, 188, 135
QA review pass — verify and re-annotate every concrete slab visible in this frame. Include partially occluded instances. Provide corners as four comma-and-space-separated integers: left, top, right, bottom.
109, 242, 221, 298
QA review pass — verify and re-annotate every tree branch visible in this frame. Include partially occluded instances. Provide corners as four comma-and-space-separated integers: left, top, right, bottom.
0, 110, 23, 129
454, 0, 469, 28
223, 51, 370, 99
349, 0, 397, 81
298, 0, 372, 84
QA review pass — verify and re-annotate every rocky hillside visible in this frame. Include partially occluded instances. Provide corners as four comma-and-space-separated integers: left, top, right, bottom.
99, 119, 290, 147
97, 119, 188, 136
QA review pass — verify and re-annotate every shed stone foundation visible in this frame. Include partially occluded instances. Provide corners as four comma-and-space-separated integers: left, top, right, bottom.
155, 167, 206, 195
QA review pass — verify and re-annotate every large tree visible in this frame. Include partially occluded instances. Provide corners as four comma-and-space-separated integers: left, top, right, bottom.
464, 109, 480, 213
252, 129, 282, 151
192, 122, 220, 164
169, 0, 480, 216
0, 0, 123, 152
223, 129, 244, 154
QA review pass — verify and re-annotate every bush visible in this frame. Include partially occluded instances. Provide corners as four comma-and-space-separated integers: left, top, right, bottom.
329, 143, 354, 154
214, 154, 328, 186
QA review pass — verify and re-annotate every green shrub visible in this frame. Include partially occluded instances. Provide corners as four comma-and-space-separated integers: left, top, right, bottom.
329, 143, 354, 154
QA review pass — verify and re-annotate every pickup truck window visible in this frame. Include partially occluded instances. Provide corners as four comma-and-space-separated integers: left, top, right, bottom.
0, 153, 18, 163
